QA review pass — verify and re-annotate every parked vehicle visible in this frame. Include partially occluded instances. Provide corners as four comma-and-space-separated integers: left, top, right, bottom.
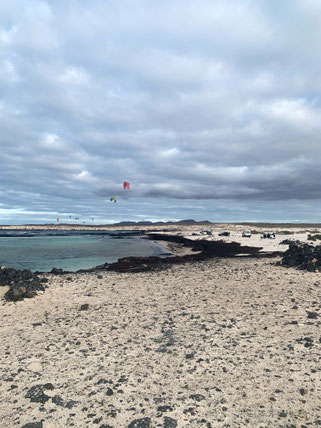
200, 230, 212, 235
219, 231, 230, 236
261, 232, 276, 239
242, 230, 251, 237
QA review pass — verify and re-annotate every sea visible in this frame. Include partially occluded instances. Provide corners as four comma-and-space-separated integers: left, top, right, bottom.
0, 230, 170, 272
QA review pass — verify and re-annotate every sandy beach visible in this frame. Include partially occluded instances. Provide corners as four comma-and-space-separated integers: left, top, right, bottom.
1, 225, 321, 427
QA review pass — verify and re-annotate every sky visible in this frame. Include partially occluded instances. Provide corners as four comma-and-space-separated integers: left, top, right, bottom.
1, 0, 321, 224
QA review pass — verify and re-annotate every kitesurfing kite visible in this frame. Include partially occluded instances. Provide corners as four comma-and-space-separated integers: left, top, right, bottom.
110, 197, 117, 203
123, 181, 130, 190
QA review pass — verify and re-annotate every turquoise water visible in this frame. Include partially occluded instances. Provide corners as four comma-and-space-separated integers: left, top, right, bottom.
0, 232, 167, 272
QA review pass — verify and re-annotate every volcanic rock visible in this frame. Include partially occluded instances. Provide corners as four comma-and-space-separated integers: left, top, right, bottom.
51, 268, 64, 275
281, 241, 321, 271
25, 385, 50, 404
163, 417, 178, 427
21, 423, 43, 428
127, 418, 152, 428
0, 267, 46, 302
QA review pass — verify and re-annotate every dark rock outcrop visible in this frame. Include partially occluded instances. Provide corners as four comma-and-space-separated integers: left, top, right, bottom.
50, 268, 64, 275
0, 267, 46, 302
100, 234, 267, 273
147, 234, 263, 257
281, 241, 321, 271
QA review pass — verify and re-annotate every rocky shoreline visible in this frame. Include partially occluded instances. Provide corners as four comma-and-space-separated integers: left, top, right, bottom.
0, 234, 283, 302
0, 267, 48, 302
2, 235, 321, 303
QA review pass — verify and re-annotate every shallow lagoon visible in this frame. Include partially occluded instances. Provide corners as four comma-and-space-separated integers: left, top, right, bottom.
0, 231, 167, 272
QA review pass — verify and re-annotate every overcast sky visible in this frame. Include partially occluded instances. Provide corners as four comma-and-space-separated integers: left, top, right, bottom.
1, 0, 321, 224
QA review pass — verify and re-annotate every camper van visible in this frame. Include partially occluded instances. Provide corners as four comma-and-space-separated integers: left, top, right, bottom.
242, 230, 251, 238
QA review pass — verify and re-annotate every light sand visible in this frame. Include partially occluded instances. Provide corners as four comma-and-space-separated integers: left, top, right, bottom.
1, 254, 321, 427
145, 224, 319, 254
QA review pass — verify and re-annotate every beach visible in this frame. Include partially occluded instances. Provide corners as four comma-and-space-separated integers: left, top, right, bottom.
1, 225, 321, 427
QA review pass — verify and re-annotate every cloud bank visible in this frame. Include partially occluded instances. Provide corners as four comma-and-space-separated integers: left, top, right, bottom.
1, 0, 321, 223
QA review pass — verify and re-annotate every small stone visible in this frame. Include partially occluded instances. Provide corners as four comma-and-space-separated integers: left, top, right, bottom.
127, 418, 152, 428
185, 353, 195, 359
307, 312, 318, 319
163, 417, 177, 427
80, 304, 89, 311
25, 385, 50, 404
189, 394, 205, 402
21, 423, 43, 428
157, 405, 172, 413
43, 383, 54, 390
52, 395, 78, 408
106, 388, 114, 396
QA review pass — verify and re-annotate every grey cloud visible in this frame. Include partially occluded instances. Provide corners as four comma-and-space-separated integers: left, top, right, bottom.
1, 0, 321, 223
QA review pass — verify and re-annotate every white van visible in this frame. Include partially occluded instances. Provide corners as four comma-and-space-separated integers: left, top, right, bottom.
242, 230, 251, 237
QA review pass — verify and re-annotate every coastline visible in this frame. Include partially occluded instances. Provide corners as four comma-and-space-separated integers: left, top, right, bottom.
1, 225, 321, 427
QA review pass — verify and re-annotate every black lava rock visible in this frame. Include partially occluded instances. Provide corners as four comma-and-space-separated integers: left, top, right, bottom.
282, 242, 321, 271
157, 405, 173, 413
127, 418, 152, 428
25, 385, 50, 404
307, 312, 319, 319
21, 423, 43, 428
43, 383, 54, 390
52, 395, 78, 408
106, 387, 114, 396
80, 304, 89, 311
51, 268, 64, 274
163, 417, 178, 427
189, 394, 205, 402
185, 353, 195, 359
0, 267, 46, 302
